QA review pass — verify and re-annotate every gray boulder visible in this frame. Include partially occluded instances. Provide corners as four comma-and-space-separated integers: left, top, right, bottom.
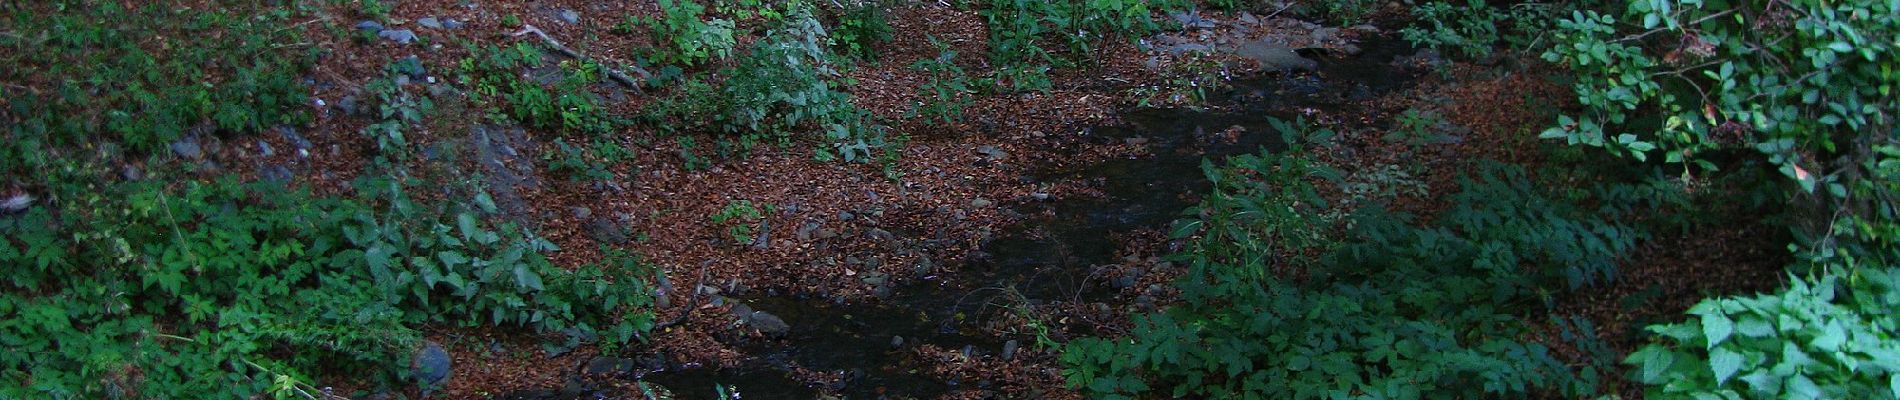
1232, 40, 1318, 72
412, 341, 451, 388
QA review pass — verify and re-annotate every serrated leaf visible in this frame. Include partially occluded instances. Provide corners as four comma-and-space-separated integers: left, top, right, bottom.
1710, 347, 1743, 385
1703, 313, 1734, 348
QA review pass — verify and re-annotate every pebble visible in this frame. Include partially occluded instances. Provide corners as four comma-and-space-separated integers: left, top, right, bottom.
170, 138, 202, 159
355, 20, 384, 31
558, 9, 580, 24
890, 335, 905, 349
1002, 340, 1020, 360
417, 17, 445, 30
969, 198, 993, 208
379, 29, 417, 44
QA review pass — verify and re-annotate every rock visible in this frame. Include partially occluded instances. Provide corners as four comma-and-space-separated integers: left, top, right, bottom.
1125, 137, 1150, 145
969, 198, 993, 208
583, 356, 639, 376
797, 221, 823, 242
891, 335, 905, 349
866, 228, 894, 242
1159, 43, 1212, 56
411, 341, 452, 388
747, 311, 791, 337
444, 18, 465, 29
1169, 11, 1216, 29
417, 17, 444, 30
1311, 27, 1341, 43
584, 218, 629, 245
1, 194, 33, 213
260, 165, 293, 185
861, 271, 889, 287
257, 140, 274, 157
961, 345, 976, 359
558, 9, 581, 24
170, 138, 202, 159
1113, 274, 1139, 289
1002, 340, 1020, 360
1238, 12, 1261, 25
355, 20, 384, 32
379, 29, 417, 44
975, 145, 1008, 160
1232, 40, 1318, 72
838, 211, 855, 221
277, 127, 313, 150
1031, 192, 1051, 201
913, 255, 935, 276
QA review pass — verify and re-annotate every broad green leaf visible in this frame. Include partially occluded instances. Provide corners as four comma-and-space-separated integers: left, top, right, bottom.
1710, 347, 1743, 385
1702, 313, 1735, 348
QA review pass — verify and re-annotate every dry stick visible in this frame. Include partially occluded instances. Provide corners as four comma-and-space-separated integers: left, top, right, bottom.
510, 24, 652, 92
653, 260, 714, 332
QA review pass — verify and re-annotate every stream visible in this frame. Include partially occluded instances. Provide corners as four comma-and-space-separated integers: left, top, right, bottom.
617, 40, 1418, 400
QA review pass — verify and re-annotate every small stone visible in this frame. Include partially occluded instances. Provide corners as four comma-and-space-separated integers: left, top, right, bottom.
417, 17, 444, 30
862, 271, 889, 287
278, 127, 313, 150
1002, 340, 1020, 360
1238, 12, 1261, 25
961, 345, 976, 359
975, 145, 1008, 160
866, 228, 894, 242
261, 165, 293, 185
1169, 11, 1216, 29
558, 9, 580, 24
913, 256, 935, 276
583, 356, 638, 376
257, 140, 274, 157
1031, 192, 1051, 201
1, 194, 33, 213
747, 311, 791, 337
838, 211, 855, 221
411, 341, 452, 388
1113, 274, 1138, 289
890, 335, 905, 349
379, 29, 417, 44
969, 198, 994, 208
170, 138, 202, 159
1125, 137, 1150, 145
443, 18, 465, 29
355, 20, 384, 32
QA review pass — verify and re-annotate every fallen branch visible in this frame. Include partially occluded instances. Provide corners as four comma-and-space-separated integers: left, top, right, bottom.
652, 260, 713, 332
510, 24, 651, 92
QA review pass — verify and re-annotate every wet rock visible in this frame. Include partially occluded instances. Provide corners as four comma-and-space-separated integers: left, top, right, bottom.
747, 311, 791, 337
583, 356, 639, 376
170, 138, 202, 159
861, 271, 889, 287
557, 9, 581, 24
412, 341, 451, 388
379, 29, 417, 44
969, 198, 994, 208
913, 255, 935, 276
355, 20, 384, 32
1233, 40, 1318, 72
1002, 340, 1020, 360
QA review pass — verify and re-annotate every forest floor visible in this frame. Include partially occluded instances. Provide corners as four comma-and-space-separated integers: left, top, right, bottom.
4, 1, 1789, 399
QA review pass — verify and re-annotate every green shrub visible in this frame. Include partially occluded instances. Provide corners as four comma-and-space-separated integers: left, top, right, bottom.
1062, 119, 1657, 399
1540, 0, 1900, 266
909, 38, 976, 125
1626, 268, 1900, 399
711, 200, 768, 244
641, 0, 738, 67
0, 2, 312, 167
644, 6, 892, 162
977, 0, 1188, 93
828, 1, 894, 61
459, 43, 614, 135
0, 172, 655, 398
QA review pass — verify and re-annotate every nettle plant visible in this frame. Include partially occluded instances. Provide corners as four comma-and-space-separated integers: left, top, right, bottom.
1063, 119, 1657, 399
641, 0, 738, 67
0, 2, 311, 169
909, 38, 977, 125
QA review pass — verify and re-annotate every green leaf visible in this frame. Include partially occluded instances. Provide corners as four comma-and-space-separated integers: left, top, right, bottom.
514, 265, 545, 291
1710, 347, 1743, 385
1702, 313, 1734, 348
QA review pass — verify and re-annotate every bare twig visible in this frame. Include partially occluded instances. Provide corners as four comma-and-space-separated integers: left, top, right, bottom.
510, 24, 652, 92
653, 260, 714, 332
